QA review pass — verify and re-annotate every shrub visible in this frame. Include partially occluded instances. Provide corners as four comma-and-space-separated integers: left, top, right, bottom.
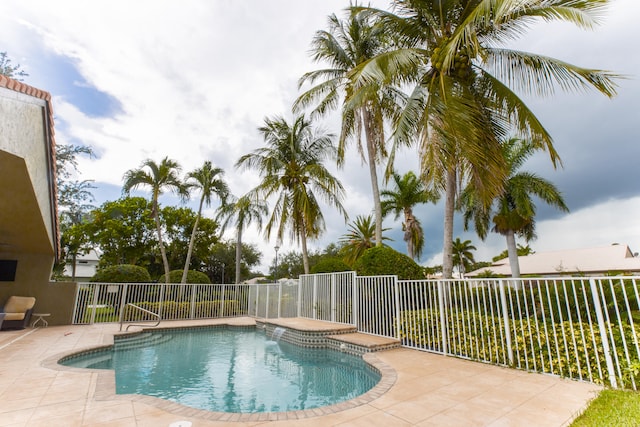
353, 246, 424, 279
158, 269, 211, 284
399, 308, 640, 389
122, 299, 241, 320
311, 258, 351, 274
91, 264, 151, 283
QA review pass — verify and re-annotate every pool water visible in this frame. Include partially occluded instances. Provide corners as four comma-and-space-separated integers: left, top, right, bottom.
61, 327, 380, 413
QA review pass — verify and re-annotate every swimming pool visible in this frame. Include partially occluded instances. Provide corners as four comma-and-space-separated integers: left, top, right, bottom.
60, 326, 381, 413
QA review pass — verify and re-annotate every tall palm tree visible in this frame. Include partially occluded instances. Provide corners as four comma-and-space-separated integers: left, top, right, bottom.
236, 115, 348, 274
216, 193, 268, 284
294, 6, 404, 247
181, 161, 229, 283
452, 237, 476, 278
339, 214, 390, 265
381, 170, 439, 260
461, 138, 569, 277
122, 157, 188, 283
350, 0, 619, 278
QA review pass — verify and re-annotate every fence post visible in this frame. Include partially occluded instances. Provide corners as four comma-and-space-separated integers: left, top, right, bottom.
499, 280, 514, 366
255, 285, 260, 318
589, 278, 618, 388
393, 276, 401, 339
189, 284, 196, 319
220, 284, 226, 318
277, 283, 282, 318
331, 273, 336, 322
90, 284, 100, 324
352, 273, 358, 328
265, 285, 270, 319
158, 283, 165, 319
116, 284, 128, 328
438, 280, 448, 355
313, 275, 318, 320
297, 279, 302, 317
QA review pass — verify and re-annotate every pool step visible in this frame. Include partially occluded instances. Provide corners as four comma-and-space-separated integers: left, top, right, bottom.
114, 332, 173, 350
69, 353, 113, 369
327, 333, 401, 355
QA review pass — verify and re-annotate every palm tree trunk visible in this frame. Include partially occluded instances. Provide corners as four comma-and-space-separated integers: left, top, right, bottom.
182, 196, 204, 283
404, 208, 414, 259
153, 201, 171, 284
442, 167, 456, 279
235, 228, 242, 284
300, 222, 310, 275
362, 107, 383, 246
505, 230, 521, 278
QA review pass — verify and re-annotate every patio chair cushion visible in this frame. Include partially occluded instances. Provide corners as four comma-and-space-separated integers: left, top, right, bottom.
2, 296, 36, 320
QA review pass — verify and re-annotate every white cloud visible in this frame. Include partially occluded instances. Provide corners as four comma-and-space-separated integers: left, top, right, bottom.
2, 0, 638, 274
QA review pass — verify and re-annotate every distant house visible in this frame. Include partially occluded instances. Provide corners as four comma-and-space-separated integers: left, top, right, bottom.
468, 244, 640, 277
63, 249, 101, 282
0, 75, 76, 324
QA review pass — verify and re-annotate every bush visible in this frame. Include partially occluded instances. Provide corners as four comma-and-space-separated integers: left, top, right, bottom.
122, 299, 241, 320
399, 308, 640, 389
353, 246, 424, 279
91, 264, 151, 283
311, 258, 352, 274
158, 269, 211, 284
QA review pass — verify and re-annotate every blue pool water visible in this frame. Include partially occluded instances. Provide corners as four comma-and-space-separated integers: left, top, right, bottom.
61, 327, 380, 413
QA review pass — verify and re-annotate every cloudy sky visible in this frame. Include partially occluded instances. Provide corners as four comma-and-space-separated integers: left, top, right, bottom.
2, 0, 639, 273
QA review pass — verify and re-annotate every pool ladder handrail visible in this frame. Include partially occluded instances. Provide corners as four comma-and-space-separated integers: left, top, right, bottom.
119, 303, 161, 331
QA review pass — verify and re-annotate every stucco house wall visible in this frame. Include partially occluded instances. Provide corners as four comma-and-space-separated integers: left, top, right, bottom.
0, 75, 75, 325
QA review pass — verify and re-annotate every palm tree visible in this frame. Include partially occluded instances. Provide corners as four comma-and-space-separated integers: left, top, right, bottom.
339, 214, 390, 265
461, 138, 568, 278
381, 170, 439, 260
217, 193, 268, 284
236, 114, 348, 274
350, 1, 619, 278
122, 157, 188, 283
452, 237, 476, 278
294, 6, 403, 247
181, 161, 229, 283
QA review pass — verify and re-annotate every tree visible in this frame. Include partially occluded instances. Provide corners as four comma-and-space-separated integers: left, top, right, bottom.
462, 138, 568, 277
351, 1, 619, 278
204, 241, 262, 284
237, 114, 348, 274
294, 7, 403, 247
339, 214, 390, 265
452, 237, 476, 278
381, 170, 439, 260
0, 52, 28, 80
122, 157, 188, 283
217, 193, 268, 284
54, 144, 96, 280
86, 197, 157, 268
181, 161, 229, 283
161, 205, 219, 275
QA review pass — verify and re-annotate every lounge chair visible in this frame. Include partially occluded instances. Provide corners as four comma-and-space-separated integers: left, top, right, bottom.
0, 296, 36, 330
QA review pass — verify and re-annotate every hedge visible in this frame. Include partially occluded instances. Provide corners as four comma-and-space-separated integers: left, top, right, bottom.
399, 308, 640, 388
121, 299, 241, 321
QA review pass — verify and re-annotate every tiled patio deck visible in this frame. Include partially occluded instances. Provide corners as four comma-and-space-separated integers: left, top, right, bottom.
0, 317, 601, 426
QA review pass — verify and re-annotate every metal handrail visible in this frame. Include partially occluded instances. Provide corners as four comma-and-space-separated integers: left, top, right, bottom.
119, 303, 161, 331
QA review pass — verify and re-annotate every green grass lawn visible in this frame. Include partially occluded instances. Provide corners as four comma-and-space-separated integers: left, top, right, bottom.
571, 389, 640, 427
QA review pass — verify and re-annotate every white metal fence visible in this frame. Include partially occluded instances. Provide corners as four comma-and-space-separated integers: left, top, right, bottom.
73, 282, 253, 324
73, 274, 640, 390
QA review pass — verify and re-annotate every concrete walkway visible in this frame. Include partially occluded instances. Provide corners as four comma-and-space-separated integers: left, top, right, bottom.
0, 318, 600, 426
